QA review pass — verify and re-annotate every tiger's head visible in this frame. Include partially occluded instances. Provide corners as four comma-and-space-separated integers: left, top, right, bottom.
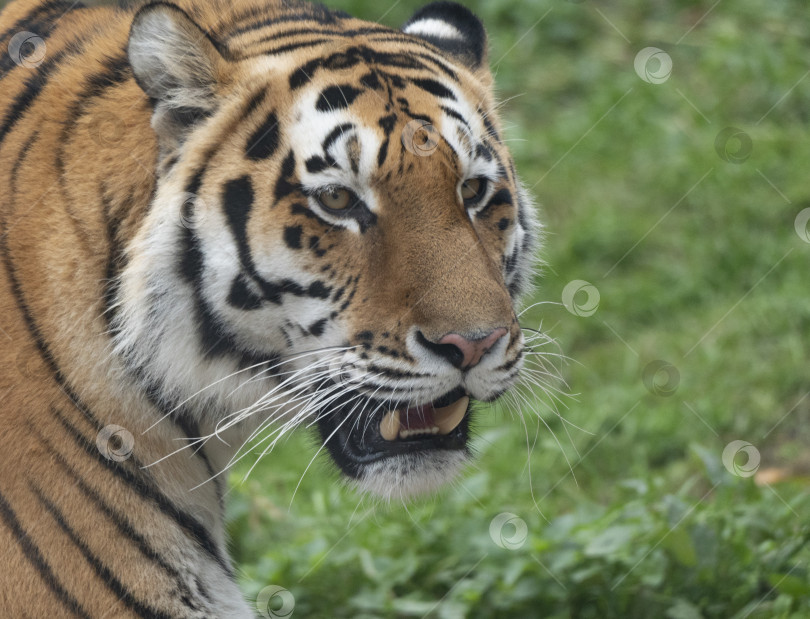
116, 0, 539, 499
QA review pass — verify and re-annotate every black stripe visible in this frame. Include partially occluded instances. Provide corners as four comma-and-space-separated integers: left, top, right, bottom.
100, 185, 127, 335
273, 149, 299, 201
316, 84, 363, 112
481, 112, 501, 143
0, 0, 76, 50
28, 424, 207, 610
289, 45, 433, 90
0, 48, 67, 144
246, 110, 280, 160
0, 488, 91, 618
223, 176, 258, 272
30, 483, 174, 619
305, 155, 330, 173
243, 37, 332, 59
322, 122, 354, 152
0, 215, 102, 429
227, 8, 348, 39
241, 24, 393, 49
411, 77, 455, 100
363, 38, 460, 81
51, 407, 233, 577
441, 105, 471, 130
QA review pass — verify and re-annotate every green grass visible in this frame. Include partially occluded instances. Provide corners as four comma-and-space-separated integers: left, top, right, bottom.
227, 1, 810, 617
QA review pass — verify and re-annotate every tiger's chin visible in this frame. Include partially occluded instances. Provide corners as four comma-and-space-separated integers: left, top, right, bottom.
317, 388, 474, 501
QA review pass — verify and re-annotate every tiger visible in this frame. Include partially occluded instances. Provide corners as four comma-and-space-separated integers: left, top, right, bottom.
0, 0, 540, 615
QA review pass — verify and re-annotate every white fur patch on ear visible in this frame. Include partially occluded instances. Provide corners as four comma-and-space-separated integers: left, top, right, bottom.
401, 2, 488, 68
128, 4, 226, 148
129, 8, 212, 99
403, 18, 465, 41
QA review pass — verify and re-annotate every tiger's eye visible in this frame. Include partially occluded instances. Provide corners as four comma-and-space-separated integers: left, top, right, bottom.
318, 188, 352, 210
461, 178, 482, 201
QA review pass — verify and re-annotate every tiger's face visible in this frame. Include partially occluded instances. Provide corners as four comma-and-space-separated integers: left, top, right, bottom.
119, 1, 538, 498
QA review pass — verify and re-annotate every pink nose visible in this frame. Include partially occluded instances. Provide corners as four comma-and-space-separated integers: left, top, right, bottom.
437, 328, 508, 370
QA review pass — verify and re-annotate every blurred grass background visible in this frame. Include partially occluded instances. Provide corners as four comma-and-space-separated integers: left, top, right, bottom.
227, 1, 810, 617
4, 0, 807, 616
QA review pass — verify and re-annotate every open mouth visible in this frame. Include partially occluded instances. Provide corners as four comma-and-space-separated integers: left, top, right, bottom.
316, 387, 472, 478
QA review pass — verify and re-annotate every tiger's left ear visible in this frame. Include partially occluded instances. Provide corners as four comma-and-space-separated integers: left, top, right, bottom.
128, 2, 230, 150
402, 1, 488, 70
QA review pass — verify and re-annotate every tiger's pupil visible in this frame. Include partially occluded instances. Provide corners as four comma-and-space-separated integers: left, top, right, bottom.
319, 188, 351, 210
461, 178, 482, 201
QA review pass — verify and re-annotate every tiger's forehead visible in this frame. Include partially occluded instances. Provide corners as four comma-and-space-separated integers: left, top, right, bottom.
239, 39, 502, 187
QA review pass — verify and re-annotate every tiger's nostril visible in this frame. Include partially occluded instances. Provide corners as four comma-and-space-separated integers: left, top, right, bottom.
416, 328, 507, 370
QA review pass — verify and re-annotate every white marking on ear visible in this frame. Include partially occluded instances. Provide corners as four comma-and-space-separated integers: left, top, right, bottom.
403, 18, 465, 41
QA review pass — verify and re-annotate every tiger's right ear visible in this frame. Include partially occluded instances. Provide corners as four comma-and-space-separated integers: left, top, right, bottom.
128, 2, 229, 149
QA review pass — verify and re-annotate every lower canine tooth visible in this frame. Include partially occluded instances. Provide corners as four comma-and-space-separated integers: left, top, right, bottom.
435, 396, 470, 435
380, 409, 401, 441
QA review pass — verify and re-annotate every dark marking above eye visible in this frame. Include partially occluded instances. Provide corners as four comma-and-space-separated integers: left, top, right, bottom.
283, 225, 303, 249
246, 111, 280, 160
305, 155, 329, 173
316, 85, 363, 111
410, 78, 455, 100
322, 122, 354, 152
